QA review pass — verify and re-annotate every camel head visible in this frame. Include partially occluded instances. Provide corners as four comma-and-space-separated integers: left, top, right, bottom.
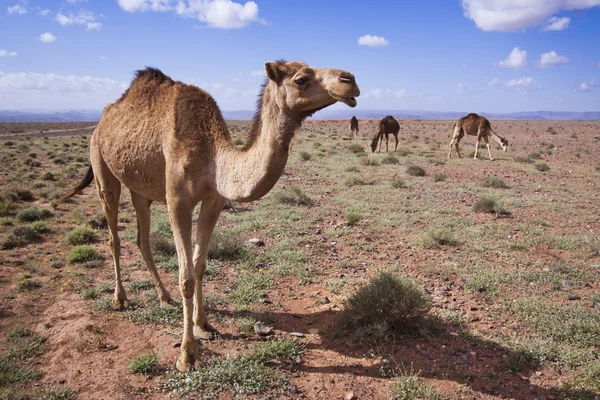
264, 60, 360, 116
500, 138, 509, 151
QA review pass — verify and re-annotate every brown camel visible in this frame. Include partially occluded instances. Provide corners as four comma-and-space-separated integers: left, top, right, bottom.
57, 61, 360, 371
371, 115, 400, 152
447, 113, 508, 160
349, 116, 359, 138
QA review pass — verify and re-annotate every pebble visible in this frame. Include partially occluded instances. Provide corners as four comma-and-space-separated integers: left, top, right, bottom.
290, 332, 305, 338
567, 294, 581, 300
346, 392, 356, 400
172, 342, 181, 348
321, 297, 331, 304
254, 322, 274, 336
308, 328, 320, 335
255, 262, 266, 269
249, 238, 265, 247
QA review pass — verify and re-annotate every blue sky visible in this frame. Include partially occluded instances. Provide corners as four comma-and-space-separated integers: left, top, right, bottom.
1, 0, 599, 112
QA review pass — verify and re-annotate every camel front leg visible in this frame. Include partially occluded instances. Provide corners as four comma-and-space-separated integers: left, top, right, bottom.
394, 134, 399, 152
448, 138, 455, 158
385, 134, 389, 152
484, 137, 494, 160
192, 195, 225, 340
167, 197, 198, 372
474, 139, 480, 159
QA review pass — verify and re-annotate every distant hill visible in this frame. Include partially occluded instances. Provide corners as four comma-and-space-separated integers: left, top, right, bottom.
1, 109, 599, 122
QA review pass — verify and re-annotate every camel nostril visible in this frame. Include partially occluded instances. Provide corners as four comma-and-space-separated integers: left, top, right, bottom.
339, 73, 354, 84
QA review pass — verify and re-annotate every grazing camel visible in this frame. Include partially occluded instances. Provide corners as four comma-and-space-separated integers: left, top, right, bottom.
349, 116, 359, 138
448, 113, 508, 160
371, 115, 400, 152
58, 61, 360, 371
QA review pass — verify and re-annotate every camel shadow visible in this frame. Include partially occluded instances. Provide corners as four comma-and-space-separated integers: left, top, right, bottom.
207, 307, 598, 400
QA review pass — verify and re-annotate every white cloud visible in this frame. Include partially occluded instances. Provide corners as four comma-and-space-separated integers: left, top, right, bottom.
66, 0, 88, 3
498, 47, 527, 69
37, 7, 50, 16
539, 51, 569, 67
575, 79, 596, 92
488, 78, 501, 87
39, 32, 57, 43
357, 34, 390, 47
0, 71, 126, 93
250, 70, 263, 77
365, 88, 419, 99
504, 77, 541, 92
461, 0, 600, 32
117, 0, 266, 29
456, 83, 473, 96
542, 16, 570, 31
87, 22, 102, 30
0, 49, 17, 57
56, 10, 97, 26
99, 56, 109, 60
7, 4, 27, 15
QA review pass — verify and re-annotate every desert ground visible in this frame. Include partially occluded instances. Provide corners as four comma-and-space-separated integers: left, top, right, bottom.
0, 119, 599, 400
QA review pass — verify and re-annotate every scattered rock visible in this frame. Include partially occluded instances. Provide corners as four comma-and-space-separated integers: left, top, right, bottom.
249, 238, 265, 247
254, 322, 274, 336
567, 294, 581, 300
321, 297, 331, 304
290, 332, 305, 338
308, 328, 320, 335
259, 297, 272, 305
346, 391, 356, 400
255, 262, 266, 269
172, 342, 181, 348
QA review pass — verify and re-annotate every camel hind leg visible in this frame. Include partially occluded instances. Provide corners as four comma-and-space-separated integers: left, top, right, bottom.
385, 133, 389, 152
90, 145, 127, 310
130, 190, 173, 307
483, 135, 494, 160
448, 127, 463, 158
394, 133, 399, 152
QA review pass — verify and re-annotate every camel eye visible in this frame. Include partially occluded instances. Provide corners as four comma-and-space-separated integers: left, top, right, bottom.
294, 77, 307, 85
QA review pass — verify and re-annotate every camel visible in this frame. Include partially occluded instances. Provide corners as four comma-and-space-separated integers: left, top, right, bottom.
448, 113, 508, 160
370, 115, 400, 152
57, 61, 360, 372
349, 116, 359, 138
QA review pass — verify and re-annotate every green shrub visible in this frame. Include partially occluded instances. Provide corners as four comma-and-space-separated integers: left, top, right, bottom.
406, 165, 426, 177
431, 172, 447, 182
347, 143, 364, 153
381, 155, 399, 165
31, 221, 50, 233
422, 228, 459, 248
535, 162, 550, 172
128, 353, 160, 374
88, 212, 107, 229
299, 151, 311, 161
272, 186, 313, 206
345, 212, 362, 226
150, 232, 176, 256
229, 273, 272, 306
479, 176, 509, 189
391, 178, 407, 189
359, 156, 379, 166
16, 207, 52, 222
472, 196, 510, 215
207, 228, 244, 260
334, 272, 430, 344
66, 226, 97, 245
345, 176, 365, 187
67, 245, 104, 263
0, 199, 15, 217
41, 172, 56, 181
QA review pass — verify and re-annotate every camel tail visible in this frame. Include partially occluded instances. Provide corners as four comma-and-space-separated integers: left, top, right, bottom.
56, 166, 94, 205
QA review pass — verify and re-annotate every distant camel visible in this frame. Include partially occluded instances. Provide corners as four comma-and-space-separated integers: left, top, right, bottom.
371, 115, 400, 152
448, 113, 508, 160
58, 61, 360, 372
349, 116, 359, 138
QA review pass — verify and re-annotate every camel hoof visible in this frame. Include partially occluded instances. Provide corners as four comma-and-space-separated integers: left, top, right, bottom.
112, 298, 129, 311
175, 349, 199, 372
194, 324, 218, 340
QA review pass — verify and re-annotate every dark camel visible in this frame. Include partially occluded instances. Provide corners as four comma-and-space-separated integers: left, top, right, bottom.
349, 116, 359, 138
371, 115, 400, 152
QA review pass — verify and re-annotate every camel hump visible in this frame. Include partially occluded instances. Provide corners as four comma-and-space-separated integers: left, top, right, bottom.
133, 67, 173, 85
466, 113, 479, 118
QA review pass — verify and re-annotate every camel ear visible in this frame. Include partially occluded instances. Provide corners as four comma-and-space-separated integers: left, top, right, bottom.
265, 62, 283, 83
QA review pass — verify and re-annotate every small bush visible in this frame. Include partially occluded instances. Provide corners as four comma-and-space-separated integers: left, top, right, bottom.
2, 226, 41, 249
431, 172, 447, 182
66, 226, 98, 245
16, 207, 52, 222
345, 176, 365, 187
347, 143, 364, 153
334, 272, 430, 343
345, 212, 362, 226
41, 172, 56, 181
7, 190, 34, 202
67, 245, 104, 263
0, 199, 15, 217
299, 151, 311, 161
31, 221, 50, 233
207, 228, 244, 260
17, 275, 42, 291
381, 155, 399, 165
359, 156, 379, 166
528, 152, 542, 159
88, 212, 108, 229
422, 228, 459, 248
272, 186, 313, 206
0, 217, 13, 226
514, 156, 533, 163
229, 273, 272, 306
391, 178, 407, 189
151, 233, 176, 256
82, 288, 98, 300
406, 165, 426, 177
479, 176, 509, 189
472, 196, 510, 215
391, 369, 445, 400
130, 280, 154, 291
128, 352, 160, 374
535, 162, 550, 172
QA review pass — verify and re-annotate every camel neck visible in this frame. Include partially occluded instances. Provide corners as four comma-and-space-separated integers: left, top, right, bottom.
215, 84, 302, 202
